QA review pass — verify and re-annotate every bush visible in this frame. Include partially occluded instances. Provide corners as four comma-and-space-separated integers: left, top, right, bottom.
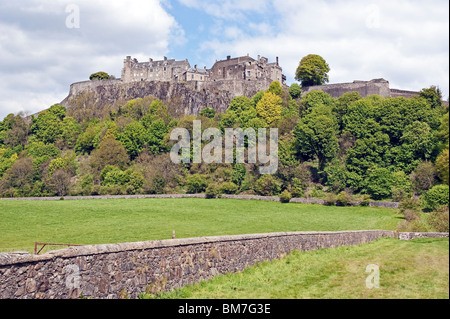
421, 184, 449, 211
336, 191, 352, 206
186, 174, 208, 194
205, 184, 218, 199
427, 205, 449, 232
254, 175, 281, 196
359, 194, 371, 206
399, 197, 421, 212
325, 193, 337, 206
280, 190, 292, 203
402, 209, 421, 222
219, 182, 239, 195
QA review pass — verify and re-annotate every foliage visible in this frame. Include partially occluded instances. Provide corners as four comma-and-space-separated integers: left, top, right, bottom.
421, 184, 450, 211
89, 71, 110, 80
427, 205, 449, 232
294, 113, 339, 172
199, 107, 216, 119
186, 174, 208, 194
254, 175, 281, 196
219, 182, 239, 195
435, 149, 449, 185
336, 191, 352, 206
280, 189, 292, 203
364, 167, 395, 200
256, 92, 282, 126
295, 54, 330, 87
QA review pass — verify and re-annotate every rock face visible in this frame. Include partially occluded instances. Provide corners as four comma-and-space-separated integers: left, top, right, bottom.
60, 78, 277, 116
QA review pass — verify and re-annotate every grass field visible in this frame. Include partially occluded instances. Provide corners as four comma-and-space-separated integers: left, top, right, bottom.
0, 198, 402, 253
144, 237, 449, 299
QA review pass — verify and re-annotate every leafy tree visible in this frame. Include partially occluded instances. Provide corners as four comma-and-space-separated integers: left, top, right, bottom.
256, 92, 282, 126
289, 83, 302, 99
117, 121, 149, 159
266, 81, 283, 96
295, 54, 330, 87
435, 149, 449, 185
419, 86, 443, 109
61, 117, 82, 148
300, 90, 334, 115
89, 71, 110, 80
364, 167, 395, 200
294, 113, 339, 172
346, 131, 390, 177
421, 185, 449, 211
410, 161, 437, 194
90, 136, 130, 174
31, 105, 66, 144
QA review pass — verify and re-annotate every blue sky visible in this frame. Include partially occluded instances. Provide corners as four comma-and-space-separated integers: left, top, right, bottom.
0, 0, 448, 120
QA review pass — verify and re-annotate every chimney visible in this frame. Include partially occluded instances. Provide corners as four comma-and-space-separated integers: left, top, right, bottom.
164, 56, 167, 61
227, 55, 231, 60
276, 56, 279, 66
194, 64, 197, 69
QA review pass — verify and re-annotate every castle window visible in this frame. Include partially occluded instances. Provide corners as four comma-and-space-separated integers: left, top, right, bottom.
150, 69, 153, 72
247, 71, 251, 77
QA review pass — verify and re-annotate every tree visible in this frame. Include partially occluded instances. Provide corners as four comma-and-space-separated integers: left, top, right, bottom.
294, 114, 339, 172
295, 54, 330, 87
435, 149, 449, 185
199, 107, 216, 119
90, 136, 130, 174
419, 86, 443, 109
256, 92, 282, 126
89, 72, 110, 80
289, 83, 302, 99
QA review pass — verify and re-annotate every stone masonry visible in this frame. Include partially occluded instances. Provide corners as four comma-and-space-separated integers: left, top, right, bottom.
0, 230, 395, 299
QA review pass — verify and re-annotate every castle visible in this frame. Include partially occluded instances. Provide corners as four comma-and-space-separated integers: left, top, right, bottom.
61, 54, 427, 116
121, 54, 286, 85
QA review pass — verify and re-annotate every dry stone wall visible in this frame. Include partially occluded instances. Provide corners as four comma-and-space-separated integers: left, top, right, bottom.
0, 230, 395, 299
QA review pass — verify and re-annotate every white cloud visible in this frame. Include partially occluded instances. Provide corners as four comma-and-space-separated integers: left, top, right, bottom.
0, 0, 184, 119
194, 0, 449, 98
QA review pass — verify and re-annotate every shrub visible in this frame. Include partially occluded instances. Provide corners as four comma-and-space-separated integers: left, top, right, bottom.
402, 209, 421, 222
325, 193, 337, 206
186, 174, 208, 194
280, 190, 292, 203
205, 184, 218, 199
291, 186, 304, 198
399, 197, 421, 212
219, 182, 239, 195
336, 191, 352, 206
254, 175, 281, 196
359, 194, 371, 206
427, 205, 449, 232
421, 184, 449, 211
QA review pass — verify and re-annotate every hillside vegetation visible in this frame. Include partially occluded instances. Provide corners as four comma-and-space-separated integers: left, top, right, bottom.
0, 82, 448, 221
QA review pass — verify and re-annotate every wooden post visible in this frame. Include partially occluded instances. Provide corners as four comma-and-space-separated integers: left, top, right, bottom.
172, 230, 176, 239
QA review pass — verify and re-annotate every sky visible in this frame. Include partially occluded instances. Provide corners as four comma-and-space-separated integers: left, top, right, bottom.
0, 0, 448, 120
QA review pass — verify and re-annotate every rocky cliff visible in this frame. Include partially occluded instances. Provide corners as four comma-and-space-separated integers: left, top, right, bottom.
60, 78, 276, 116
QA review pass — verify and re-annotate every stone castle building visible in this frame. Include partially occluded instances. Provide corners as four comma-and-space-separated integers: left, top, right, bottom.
121, 54, 285, 86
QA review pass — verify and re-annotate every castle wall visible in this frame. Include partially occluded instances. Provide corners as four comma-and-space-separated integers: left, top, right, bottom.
302, 79, 391, 98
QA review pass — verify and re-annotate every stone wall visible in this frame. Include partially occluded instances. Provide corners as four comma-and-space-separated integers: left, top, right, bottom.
0, 230, 395, 299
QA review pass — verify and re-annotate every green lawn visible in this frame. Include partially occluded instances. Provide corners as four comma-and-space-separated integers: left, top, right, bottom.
145, 237, 449, 299
0, 198, 402, 253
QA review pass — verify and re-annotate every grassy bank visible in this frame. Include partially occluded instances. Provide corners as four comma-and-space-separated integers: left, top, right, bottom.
145, 237, 449, 299
0, 198, 401, 253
